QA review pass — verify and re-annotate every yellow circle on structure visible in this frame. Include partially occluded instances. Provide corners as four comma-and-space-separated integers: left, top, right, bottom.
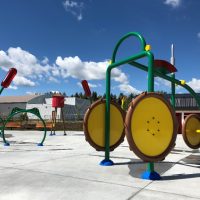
131, 97, 174, 156
185, 117, 200, 146
87, 102, 124, 148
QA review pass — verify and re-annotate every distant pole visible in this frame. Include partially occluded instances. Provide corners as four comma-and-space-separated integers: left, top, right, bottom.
170, 44, 175, 65
170, 44, 176, 108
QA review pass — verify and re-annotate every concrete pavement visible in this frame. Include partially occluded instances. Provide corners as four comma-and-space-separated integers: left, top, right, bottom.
0, 130, 199, 200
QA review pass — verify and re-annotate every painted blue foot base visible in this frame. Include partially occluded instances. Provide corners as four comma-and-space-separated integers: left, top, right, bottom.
37, 143, 43, 146
4, 143, 10, 146
100, 159, 114, 166
49, 133, 56, 136
141, 171, 161, 180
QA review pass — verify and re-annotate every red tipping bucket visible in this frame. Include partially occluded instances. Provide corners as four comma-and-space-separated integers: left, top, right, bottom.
52, 94, 64, 108
81, 80, 91, 97
1, 68, 17, 88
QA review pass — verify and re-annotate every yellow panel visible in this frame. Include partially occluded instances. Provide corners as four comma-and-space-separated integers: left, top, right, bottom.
186, 117, 200, 146
131, 97, 173, 156
87, 102, 124, 147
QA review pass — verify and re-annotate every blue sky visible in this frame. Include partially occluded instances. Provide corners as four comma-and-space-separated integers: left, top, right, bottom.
0, 0, 200, 96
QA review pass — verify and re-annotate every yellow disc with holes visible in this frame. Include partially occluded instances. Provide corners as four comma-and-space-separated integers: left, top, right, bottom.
83, 99, 125, 151
182, 114, 200, 149
125, 92, 177, 162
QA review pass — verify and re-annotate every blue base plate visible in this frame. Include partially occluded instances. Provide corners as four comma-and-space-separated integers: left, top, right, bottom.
141, 171, 161, 180
100, 159, 114, 166
4, 143, 10, 146
37, 143, 43, 146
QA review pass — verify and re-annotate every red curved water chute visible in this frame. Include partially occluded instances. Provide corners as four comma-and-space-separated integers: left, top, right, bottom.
81, 80, 91, 97
1, 68, 17, 88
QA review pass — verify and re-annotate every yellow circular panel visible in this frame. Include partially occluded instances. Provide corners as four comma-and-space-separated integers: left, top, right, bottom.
125, 93, 177, 162
183, 114, 200, 149
84, 100, 125, 151
131, 97, 173, 156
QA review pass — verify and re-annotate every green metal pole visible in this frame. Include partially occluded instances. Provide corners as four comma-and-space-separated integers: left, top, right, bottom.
171, 73, 176, 108
147, 52, 154, 92
146, 52, 155, 174
105, 68, 111, 162
0, 87, 4, 95
170, 44, 176, 108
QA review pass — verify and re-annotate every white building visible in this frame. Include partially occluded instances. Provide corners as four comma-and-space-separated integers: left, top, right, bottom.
0, 94, 90, 121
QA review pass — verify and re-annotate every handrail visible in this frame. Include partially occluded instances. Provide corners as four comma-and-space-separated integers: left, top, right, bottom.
111, 32, 146, 63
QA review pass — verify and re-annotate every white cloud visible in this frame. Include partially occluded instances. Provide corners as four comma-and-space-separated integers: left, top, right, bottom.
77, 82, 101, 88
187, 78, 200, 92
13, 76, 35, 87
51, 65, 60, 76
56, 56, 128, 83
0, 47, 130, 92
63, 0, 84, 21
197, 32, 200, 39
112, 68, 128, 83
155, 77, 171, 88
26, 91, 35, 95
41, 57, 49, 65
8, 85, 18, 90
164, 0, 181, 8
0, 47, 51, 87
118, 84, 142, 95
48, 76, 60, 83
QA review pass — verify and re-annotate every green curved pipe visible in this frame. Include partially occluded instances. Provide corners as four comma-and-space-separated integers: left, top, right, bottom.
1, 107, 47, 146
111, 32, 146, 63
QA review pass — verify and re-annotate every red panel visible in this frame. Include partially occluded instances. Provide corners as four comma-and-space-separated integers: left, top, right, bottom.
154, 60, 177, 73
52, 95, 64, 108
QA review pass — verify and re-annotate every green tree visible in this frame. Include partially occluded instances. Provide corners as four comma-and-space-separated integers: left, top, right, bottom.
74, 92, 79, 98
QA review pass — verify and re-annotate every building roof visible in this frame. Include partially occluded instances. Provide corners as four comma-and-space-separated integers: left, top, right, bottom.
165, 93, 200, 111
0, 95, 41, 103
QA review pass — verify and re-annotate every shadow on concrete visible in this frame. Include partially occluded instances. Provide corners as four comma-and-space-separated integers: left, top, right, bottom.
3, 134, 13, 138
126, 154, 200, 179
127, 160, 175, 179
171, 148, 199, 154
162, 173, 200, 180
180, 154, 200, 166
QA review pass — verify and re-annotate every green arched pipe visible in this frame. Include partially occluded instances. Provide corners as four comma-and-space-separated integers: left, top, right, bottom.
1, 107, 47, 146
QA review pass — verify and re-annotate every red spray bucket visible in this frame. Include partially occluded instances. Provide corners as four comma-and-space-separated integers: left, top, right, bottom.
81, 80, 91, 97
52, 94, 65, 108
1, 68, 17, 88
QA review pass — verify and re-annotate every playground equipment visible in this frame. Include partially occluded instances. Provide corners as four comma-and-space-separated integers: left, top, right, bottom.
84, 99, 125, 151
0, 68, 17, 134
81, 80, 91, 98
81, 80, 93, 104
125, 92, 177, 162
82, 80, 126, 151
83, 32, 200, 180
1, 107, 47, 146
50, 93, 66, 136
0, 68, 47, 146
182, 114, 200, 149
